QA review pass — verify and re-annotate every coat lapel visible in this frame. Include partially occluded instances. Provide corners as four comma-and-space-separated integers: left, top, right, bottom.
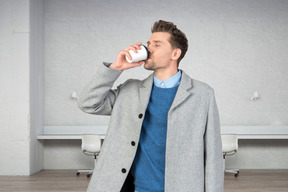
139, 73, 154, 110
170, 70, 194, 110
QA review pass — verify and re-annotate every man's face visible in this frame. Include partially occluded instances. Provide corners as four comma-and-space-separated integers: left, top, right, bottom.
145, 32, 175, 71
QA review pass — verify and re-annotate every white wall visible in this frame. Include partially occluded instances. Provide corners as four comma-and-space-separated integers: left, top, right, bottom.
0, 0, 31, 175
44, 140, 94, 170
29, 0, 45, 175
44, 0, 288, 126
0, 0, 44, 175
229, 140, 288, 169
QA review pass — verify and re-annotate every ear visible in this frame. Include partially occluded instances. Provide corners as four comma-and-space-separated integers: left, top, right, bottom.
171, 48, 182, 61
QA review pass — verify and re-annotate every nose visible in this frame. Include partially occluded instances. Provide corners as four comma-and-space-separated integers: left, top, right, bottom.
147, 44, 152, 54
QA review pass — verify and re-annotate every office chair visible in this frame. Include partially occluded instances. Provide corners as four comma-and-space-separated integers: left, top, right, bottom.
221, 134, 240, 177
76, 134, 101, 178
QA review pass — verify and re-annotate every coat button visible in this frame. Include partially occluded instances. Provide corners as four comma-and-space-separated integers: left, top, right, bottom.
122, 168, 127, 173
131, 141, 136, 146
138, 114, 143, 119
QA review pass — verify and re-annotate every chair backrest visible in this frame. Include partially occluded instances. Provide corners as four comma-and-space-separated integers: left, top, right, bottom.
221, 134, 238, 153
81, 134, 101, 153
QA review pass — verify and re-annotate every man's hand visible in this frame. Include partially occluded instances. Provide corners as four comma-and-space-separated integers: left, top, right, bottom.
109, 42, 145, 71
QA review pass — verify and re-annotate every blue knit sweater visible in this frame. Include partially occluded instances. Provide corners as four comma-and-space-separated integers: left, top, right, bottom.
131, 84, 179, 192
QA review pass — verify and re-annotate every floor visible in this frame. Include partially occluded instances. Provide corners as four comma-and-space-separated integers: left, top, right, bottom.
0, 170, 288, 192
224, 169, 288, 192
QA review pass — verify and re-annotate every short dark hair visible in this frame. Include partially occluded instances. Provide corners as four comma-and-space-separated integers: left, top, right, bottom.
151, 20, 188, 65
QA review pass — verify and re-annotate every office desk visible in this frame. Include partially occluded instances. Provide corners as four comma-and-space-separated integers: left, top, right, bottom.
221, 126, 288, 139
37, 126, 288, 140
37, 134, 105, 140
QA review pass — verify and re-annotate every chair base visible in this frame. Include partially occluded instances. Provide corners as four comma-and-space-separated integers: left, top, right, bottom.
76, 169, 93, 178
223, 156, 239, 177
76, 157, 97, 178
225, 169, 240, 177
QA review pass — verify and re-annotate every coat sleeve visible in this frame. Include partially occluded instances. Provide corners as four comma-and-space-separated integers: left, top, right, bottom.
204, 90, 224, 192
77, 63, 123, 115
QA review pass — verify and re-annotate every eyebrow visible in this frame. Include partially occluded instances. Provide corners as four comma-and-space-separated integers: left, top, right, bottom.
147, 40, 162, 45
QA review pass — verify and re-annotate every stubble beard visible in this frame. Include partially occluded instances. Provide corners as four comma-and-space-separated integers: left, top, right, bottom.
144, 60, 156, 71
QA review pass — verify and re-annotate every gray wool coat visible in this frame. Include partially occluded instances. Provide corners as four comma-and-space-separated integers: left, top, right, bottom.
77, 63, 224, 192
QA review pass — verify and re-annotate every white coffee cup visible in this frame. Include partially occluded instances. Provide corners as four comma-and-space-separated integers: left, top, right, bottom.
126, 45, 149, 63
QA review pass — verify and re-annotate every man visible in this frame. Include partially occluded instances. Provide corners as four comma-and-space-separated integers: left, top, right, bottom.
78, 20, 223, 192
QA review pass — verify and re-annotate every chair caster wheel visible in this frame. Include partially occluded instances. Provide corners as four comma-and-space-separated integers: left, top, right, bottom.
87, 174, 91, 178
76, 172, 80, 176
234, 171, 239, 177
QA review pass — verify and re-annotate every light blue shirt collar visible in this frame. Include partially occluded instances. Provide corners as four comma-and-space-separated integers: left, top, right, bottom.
153, 70, 182, 88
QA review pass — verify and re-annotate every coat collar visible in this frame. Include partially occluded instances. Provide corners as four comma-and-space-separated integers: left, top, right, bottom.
170, 70, 194, 110
139, 70, 194, 110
